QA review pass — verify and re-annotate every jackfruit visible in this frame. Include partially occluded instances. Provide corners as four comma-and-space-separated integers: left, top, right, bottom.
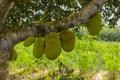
45, 32, 61, 60
59, 30, 75, 52
23, 36, 35, 47
33, 37, 45, 58
59, 30, 74, 40
87, 13, 102, 35
9, 48, 17, 61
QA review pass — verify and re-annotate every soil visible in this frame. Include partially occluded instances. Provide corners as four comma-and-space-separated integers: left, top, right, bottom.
92, 70, 108, 80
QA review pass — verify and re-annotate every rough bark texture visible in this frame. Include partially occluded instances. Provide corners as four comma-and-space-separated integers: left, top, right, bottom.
0, 25, 36, 80
0, 0, 14, 24
0, 0, 105, 79
1, 26, 36, 50
0, 50, 9, 80
0, 24, 10, 80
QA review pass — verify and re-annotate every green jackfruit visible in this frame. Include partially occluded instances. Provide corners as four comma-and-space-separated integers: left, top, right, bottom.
45, 32, 61, 60
87, 13, 102, 35
23, 36, 35, 47
62, 37, 75, 52
9, 48, 17, 61
59, 30, 74, 40
33, 37, 45, 58
60, 30, 75, 52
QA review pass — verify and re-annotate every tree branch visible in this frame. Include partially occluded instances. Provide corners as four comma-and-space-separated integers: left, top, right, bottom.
1, 0, 105, 50
0, 0, 14, 24
27, 0, 105, 34
1, 25, 36, 50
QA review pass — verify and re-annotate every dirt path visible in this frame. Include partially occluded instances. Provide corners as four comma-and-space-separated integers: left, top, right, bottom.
92, 70, 108, 80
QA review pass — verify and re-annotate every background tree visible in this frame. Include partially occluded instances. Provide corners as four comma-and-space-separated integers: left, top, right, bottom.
0, 0, 105, 79
5, 0, 120, 28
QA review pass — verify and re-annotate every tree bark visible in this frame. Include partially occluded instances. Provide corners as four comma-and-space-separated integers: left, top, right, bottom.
0, 25, 36, 80
0, 23, 10, 80
0, 51, 10, 80
0, 0, 14, 24
0, 0, 105, 79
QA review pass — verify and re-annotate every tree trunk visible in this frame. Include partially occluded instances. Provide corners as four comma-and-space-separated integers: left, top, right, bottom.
0, 50, 10, 80
0, 3, 15, 79
0, 25, 36, 79
0, 0, 14, 24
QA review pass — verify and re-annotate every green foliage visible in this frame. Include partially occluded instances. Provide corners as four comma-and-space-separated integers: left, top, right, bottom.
9, 36, 120, 79
77, 26, 120, 42
103, 45, 120, 72
103, 0, 120, 25
99, 27, 120, 41
6, 0, 83, 27
102, 44, 120, 79
5, 0, 119, 28
75, 49, 95, 76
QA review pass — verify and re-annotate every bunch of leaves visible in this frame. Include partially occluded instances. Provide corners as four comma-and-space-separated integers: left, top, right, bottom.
5, 0, 120, 29
99, 26, 120, 42
5, 0, 83, 28
102, 44, 120, 79
102, 0, 120, 26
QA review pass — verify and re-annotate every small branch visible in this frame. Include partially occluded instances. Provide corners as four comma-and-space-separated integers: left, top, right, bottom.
0, 0, 14, 24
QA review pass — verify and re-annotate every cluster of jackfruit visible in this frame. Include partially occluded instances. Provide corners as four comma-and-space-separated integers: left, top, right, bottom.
17, 30, 75, 60
23, 36, 45, 59
9, 13, 102, 61
44, 30, 75, 60
22, 33, 61, 60
87, 13, 102, 35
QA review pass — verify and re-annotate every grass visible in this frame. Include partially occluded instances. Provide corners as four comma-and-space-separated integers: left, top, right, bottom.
9, 35, 120, 80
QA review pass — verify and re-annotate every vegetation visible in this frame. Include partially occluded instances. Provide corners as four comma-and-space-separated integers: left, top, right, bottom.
6, 0, 120, 27
9, 34, 120, 80
0, 0, 105, 79
78, 26, 120, 42
99, 27, 120, 42
1, 0, 120, 79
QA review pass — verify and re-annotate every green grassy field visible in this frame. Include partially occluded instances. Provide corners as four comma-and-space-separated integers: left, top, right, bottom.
9, 35, 120, 80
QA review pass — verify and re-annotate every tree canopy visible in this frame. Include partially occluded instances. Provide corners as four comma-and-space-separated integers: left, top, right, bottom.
5, 0, 120, 28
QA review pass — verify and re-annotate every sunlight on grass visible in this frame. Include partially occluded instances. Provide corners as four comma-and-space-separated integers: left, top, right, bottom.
9, 37, 120, 79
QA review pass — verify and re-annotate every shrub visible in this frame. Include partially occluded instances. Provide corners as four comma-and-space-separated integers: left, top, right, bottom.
99, 27, 120, 42
77, 26, 120, 42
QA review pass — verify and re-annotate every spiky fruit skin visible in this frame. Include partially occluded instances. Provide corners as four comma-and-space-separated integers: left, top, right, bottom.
62, 38, 75, 52
60, 30, 75, 52
9, 48, 17, 61
23, 36, 35, 47
45, 32, 61, 60
87, 13, 102, 35
33, 37, 45, 58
